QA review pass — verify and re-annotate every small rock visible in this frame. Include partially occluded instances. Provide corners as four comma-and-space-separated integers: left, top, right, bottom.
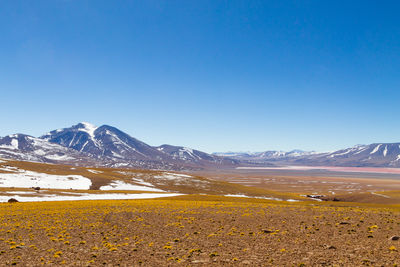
8, 198, 18, 203
328, 245, 336, 249
262, 229, 273, 233
241, 260, 251, 265
390, 236, 400, 241
191, 260, 210, 264
339, 222, 350, 225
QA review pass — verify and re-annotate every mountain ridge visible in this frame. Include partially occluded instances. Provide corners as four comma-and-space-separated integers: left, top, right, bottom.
0, 122, 238, 170
1, 122, 400, 169
215, 143, 400, 168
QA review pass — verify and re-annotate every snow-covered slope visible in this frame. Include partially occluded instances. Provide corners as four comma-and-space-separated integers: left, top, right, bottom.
0, 134, 94, 164
0, 165, 92, 189
0, 122, 237, 170
4, 122, 400, 169
40, 123, 212, 169
41, 123, 170, 162
302, 143, 400, 167
41, 122, 104, 155
214, 150, 316, 161
216, 144, 400, 168
157, 144, 238, 166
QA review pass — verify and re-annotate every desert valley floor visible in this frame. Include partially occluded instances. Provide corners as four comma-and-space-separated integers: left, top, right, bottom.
1, 159, 400, 266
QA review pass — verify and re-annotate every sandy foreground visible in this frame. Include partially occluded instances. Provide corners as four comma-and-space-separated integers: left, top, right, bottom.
1, 195, 400, 266
2, 160, 400, 266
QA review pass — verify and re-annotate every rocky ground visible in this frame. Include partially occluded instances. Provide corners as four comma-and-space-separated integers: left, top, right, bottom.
1, 195, 400, 266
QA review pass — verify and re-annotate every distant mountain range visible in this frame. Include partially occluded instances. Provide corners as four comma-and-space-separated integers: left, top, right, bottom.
214, 143, 400, 168
1, 122, 400, 170
0, 122, 237, 170
213, 150, 317, 161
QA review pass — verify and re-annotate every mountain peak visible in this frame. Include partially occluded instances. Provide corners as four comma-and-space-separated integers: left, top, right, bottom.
1, 123, 238, 170
80, 122, 97, 128
76, 122, 98, 139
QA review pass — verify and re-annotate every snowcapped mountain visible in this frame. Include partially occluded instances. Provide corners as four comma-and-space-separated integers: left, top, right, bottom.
41, 123, 169, 161
0, 134, 95, 164
40, 123, 182, 169
2, 123, 400, 169
214, 150, 316, 161
41, 122, 100, 155
215, 144, 400, 168
0, 122, 237, 170
294, 143, 400, 167
157, 144, 238, 166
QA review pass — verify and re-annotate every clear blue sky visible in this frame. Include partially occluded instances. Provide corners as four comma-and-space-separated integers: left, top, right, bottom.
1, 1, 400, 153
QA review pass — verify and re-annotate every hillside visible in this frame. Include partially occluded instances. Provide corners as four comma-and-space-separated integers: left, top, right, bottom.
0, 123, 238, 171
0, 158, 301, 202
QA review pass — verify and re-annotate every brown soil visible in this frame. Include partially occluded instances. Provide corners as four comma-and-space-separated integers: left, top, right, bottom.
1, 196, 400, 266
196, 169, 400, 204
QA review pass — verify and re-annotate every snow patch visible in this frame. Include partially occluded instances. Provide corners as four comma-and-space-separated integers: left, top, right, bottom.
154, 172, 193, 180
0, 139, 19, 150
99, 180, 164, 192
131, 178, 155, 187
3, 191, 36, 195
224, 194, 299, 202
80, 122, 98, 139
354, 146, 368, 155
0, 170, 92, 189
0, 165, 19, 172
34, 149, 46, 156
87, 169, 103, 174
80, 140, 89, 152
111, 151, 124, 158
329, 149, 351, 158
45, 154, 74, 161
11, 139, 18, 149
370, 144, 382, 154
0, 193, 182, 203
371, 192, 390, 198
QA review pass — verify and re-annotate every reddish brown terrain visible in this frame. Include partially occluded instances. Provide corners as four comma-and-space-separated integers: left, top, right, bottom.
1, 160, 400, 266
196, 167, 400, 204
1, 196, 400, 266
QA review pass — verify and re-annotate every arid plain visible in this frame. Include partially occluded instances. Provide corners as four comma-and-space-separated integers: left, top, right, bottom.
1, 160, 400, 266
